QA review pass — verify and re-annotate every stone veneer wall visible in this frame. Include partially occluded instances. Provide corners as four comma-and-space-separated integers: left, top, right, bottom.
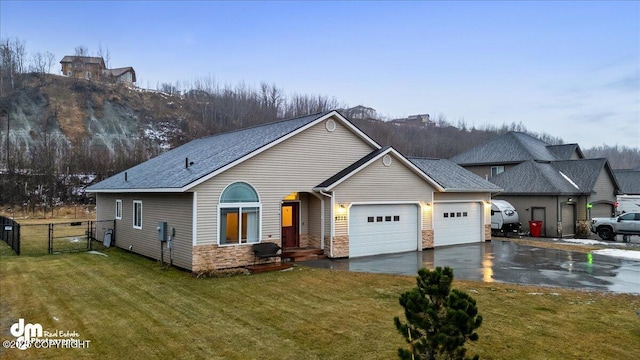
332, 235, 349, 258
485, 224, 491, 241
421, 229, 434, 249
307, 234, 321, 250
299, 234, 309, 248
192, 241, 281, 272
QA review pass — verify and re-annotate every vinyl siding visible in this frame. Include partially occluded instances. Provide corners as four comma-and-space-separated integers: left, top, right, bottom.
494, 195, 559, 237
461, 165, 516, 179
192, 118, 375, 245
96, 193, 193, 269
589, 169, 617, 204
332, 153, 436, 235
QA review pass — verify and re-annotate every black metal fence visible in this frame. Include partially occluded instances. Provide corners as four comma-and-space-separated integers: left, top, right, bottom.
0, 216, 21, 255
49, 220, 116, 254
0, 219, 115, 256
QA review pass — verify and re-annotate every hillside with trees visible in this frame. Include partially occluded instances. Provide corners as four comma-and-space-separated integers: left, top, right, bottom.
1, 38, 639, 210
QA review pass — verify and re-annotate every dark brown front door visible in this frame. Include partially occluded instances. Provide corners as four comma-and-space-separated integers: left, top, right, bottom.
281, 202, 299, 248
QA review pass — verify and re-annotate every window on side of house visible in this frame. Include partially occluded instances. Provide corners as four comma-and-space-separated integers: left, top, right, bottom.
218, 182, 261, 245
491, 166, 505, 177
115, 199, 122, 220
133, 200, 142, 229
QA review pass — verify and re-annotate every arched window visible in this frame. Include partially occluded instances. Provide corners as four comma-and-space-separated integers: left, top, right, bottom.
219, 182, 261, 245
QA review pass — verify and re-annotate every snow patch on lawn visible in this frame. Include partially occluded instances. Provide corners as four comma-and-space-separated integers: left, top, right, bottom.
591, 249, 640, 261
558, 239, 628, 246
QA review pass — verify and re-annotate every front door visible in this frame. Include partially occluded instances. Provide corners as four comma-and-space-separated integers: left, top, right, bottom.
281, 202, 300, 248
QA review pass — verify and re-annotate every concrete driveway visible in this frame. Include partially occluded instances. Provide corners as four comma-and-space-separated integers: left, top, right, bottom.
302, 240, 640, 294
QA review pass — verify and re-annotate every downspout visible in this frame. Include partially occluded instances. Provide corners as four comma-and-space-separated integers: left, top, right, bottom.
318, 190, 334, 258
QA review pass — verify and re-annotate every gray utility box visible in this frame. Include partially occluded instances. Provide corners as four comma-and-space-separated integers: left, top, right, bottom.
158, 221, 167, 242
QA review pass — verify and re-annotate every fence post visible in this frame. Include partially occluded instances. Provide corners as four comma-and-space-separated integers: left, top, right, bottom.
15, 223, 20, 255
48, 223, 53, 254
88, 221, 92, 251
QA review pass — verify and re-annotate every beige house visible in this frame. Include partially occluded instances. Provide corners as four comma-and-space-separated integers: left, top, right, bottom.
87, 111, 498, 271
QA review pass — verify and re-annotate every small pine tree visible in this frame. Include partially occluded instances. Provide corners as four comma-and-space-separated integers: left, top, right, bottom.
394, 266, 482, 360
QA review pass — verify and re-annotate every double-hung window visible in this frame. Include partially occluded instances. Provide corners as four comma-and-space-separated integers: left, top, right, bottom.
491, 166, 505, 177
115, 199, 122, 220
133, 200, 142, 229
218, 182, 261, 245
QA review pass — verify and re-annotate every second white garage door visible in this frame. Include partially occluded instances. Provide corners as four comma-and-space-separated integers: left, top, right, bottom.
433, 202, 482, 246
349, 204, 419, 257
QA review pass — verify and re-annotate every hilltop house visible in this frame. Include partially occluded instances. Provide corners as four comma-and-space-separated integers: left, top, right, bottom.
451, 132, 620, 237
87, 111, 499, 271
60, 56, 136, 86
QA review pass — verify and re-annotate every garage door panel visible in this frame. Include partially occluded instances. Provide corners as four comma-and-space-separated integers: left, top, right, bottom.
591, 203, 613, 218
349, 204, 418, 257
434, 203, 481, 246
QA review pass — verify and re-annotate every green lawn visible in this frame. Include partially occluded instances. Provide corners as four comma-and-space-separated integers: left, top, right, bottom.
1, 245, 639, 359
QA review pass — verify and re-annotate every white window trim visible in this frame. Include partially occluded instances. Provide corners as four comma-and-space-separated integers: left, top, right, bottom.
115, 199, 122, 220
217, 203, 262, 246
491, 165, 505, 177
133, 200, 142, 229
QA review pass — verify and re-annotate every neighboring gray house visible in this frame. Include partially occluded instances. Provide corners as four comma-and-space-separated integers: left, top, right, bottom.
451, 132, 620, 237
87, 111, 496, 271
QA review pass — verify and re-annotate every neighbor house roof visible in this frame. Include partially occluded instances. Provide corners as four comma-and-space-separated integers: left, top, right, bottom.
614, 169, 640, 195
546, 144, 584, 160
408, 158, 502, 192
60, 55, 106, 66
488, 159, 615, 195
87, 111, 380, 193
314, 147, 446, 192
104, 67, 137, 82
450, 132, 580, 165
551, 158, 619, 194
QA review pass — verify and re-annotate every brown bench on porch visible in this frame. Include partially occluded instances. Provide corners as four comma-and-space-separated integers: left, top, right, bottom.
252, 242, 282, 265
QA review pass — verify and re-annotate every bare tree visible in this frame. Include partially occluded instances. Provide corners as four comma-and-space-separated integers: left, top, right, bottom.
97, 43, 111, 68
74, 45, 89, 56
0, 37, 27, 94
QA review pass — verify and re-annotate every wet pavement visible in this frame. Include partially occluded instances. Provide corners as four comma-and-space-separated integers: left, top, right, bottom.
302, 240, 640, 294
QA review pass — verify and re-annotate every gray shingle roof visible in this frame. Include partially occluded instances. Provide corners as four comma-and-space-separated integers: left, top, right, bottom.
87, 111, 333, 192
60, 55, 105, 65
409, 158, 501, 192
614, 169, 640, 194
547, 144, 583, 160
551, 158, 611, 192
451, 132, 560, 165
489, 160, 604, 195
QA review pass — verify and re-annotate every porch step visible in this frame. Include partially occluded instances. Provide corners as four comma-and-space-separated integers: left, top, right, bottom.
282, 248, 325, 262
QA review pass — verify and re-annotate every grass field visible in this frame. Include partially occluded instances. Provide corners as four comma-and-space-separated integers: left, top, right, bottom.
1, 243, 639, 360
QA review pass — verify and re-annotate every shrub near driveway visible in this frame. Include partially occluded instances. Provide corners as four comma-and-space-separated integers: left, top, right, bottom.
0, 246, 639, 360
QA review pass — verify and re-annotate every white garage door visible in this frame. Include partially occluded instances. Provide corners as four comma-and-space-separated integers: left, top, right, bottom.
433, 202, 482, 246
349, 204, 419, 257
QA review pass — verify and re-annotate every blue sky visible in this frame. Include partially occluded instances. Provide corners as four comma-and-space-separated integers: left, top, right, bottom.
2, 1, 638, 149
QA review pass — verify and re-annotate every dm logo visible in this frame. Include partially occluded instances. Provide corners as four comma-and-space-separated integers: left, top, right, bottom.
10, 318, 43, 350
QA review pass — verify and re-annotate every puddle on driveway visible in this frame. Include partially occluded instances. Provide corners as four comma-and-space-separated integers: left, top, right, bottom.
303, 240, 640, 294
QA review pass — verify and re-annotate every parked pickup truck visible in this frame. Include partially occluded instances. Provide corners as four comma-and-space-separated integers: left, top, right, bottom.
590, 212, 640, 241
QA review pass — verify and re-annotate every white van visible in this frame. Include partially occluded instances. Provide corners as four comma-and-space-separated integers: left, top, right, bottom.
491, 200, 521, 237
